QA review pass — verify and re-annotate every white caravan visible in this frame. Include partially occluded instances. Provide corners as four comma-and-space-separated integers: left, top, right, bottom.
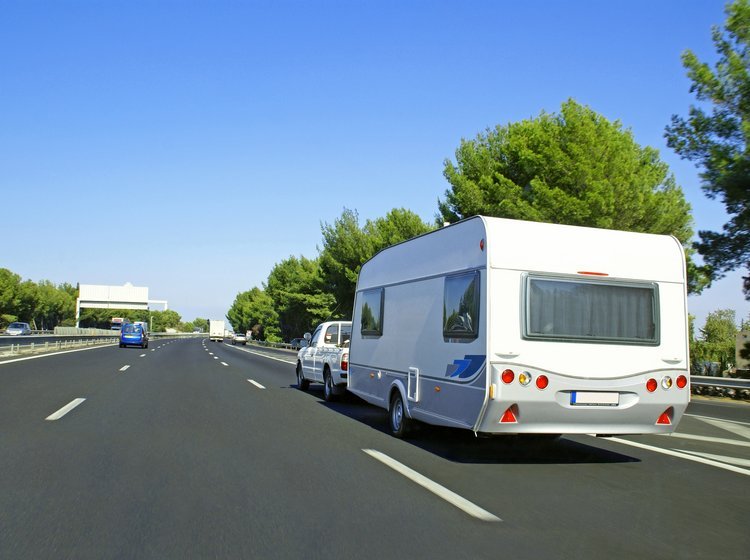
348, 216, 690, 438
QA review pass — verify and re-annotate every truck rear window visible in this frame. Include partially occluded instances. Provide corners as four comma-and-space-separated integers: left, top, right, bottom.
524, 276, 658, 345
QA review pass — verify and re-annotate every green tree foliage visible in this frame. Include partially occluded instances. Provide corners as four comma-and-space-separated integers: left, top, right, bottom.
265, 256, 336, 341
0, 268, 77, 329
150, 310, 182, 332
319, 208, 433, 314
227, 287, 280, 341
439, 99, 708, 293
691, 309, 739, 373
192, 318, 209, 333
665, 0, 750, 296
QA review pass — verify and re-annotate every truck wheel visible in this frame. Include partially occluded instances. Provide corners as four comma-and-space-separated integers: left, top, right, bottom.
323, 369, 338, 402
389, 391, 412, 438
296, 363, 309, 391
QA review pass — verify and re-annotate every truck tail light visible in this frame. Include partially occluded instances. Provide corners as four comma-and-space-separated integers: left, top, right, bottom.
341, 353, 349, 371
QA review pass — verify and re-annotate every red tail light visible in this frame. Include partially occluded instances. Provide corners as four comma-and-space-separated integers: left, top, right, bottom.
536, 375, 549, 390
501, 369, 514, 384
676, 375, 687, 389
341, 353, 349, 371
646, 378, 657, 393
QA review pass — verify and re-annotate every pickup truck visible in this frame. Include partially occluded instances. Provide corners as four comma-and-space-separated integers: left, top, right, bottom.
295, 320, 351, 402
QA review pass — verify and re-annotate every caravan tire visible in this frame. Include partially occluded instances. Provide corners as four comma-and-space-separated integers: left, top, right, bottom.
389, 392, 412, 439
296, 363, 309, 391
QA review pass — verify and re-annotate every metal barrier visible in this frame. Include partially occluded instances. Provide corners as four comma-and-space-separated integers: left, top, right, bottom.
691, 375, 750, 401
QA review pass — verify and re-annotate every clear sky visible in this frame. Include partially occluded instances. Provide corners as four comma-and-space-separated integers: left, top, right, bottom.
1, 0, 747, 330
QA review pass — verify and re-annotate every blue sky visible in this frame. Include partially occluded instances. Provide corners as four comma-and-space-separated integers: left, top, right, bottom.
1, 0, 747, 330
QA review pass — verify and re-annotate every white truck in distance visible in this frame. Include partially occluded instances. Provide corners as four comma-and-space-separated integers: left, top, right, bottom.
296, 321, 352, 402
209, 319, 225, 342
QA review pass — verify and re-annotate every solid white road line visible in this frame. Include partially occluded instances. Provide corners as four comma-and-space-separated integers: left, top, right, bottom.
657, 432, 750, 448
608, 437, 750, 477
119, 365, 130, 372
686, 413, 750, 427
0, 343, 118, 366
225, 344, 296, 365
696, 417, 750, 441
247, 379, 265, 389
679, 450, 750, 468
362, 449, 501, 522
46, 398, 86, 421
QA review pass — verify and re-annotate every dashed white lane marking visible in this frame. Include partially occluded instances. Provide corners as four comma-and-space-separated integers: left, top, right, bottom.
608, 437, 750, 477
247, 379, 265, 389
119, 365, 130, 372
46, 398, 86, 421
362, 449, 501, 522
140, 354, 146, 358
221, 362, 229, 367
213, 357, 218, 360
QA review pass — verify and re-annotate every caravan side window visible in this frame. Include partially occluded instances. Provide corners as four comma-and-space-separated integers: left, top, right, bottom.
360, 288, 384, 337
444, 271, 480, 340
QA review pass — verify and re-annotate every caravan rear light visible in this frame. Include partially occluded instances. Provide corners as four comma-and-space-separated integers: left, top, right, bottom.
646, 378, 657, 393
656, 407, 673, 425
501, 369, 514, 384
661, 376, 673, 390
500, 405, 518, 423
536, 375, 549, 390
676, 375, 687, 389
518, 372, 532, 386
341, 353, 349, 371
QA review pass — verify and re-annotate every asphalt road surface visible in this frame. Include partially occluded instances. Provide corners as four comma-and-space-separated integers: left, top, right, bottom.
1, 338, 748, 559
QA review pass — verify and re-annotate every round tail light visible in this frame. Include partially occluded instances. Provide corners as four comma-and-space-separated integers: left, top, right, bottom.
536, 375, 549, 390
646, 378, 657, 393
676, 375, 687, 389
501, 369, 514, 384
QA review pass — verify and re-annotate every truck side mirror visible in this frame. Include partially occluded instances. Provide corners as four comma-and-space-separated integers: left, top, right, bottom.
303, 332, 311, 342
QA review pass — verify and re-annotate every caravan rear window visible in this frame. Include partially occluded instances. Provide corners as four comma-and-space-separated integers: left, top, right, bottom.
443, 271, 480, 340
360, 288, 384, 336
524, 276, 659, 345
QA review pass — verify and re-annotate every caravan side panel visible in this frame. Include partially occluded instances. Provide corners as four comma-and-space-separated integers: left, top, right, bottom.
349, 217, 490, 430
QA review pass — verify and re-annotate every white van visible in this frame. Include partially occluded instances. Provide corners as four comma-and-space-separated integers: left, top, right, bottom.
348, 216, 690, 438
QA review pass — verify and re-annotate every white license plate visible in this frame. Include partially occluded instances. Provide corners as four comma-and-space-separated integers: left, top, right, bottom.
571, 391, 619, 406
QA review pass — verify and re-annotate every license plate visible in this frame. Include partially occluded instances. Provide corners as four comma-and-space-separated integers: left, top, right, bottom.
571, 391, 619, 406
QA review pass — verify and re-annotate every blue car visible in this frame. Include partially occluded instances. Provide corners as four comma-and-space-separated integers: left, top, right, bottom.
119, 323, 149, 348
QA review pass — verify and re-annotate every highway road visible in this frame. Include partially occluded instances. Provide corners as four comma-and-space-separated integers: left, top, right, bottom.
1, 338, 748, 559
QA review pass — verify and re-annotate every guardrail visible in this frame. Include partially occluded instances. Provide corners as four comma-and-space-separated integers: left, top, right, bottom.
0, 337, 118, 358
691, 375, 750, 401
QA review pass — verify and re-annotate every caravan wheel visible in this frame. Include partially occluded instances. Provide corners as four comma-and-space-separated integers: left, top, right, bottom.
389, 392, 412, 438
